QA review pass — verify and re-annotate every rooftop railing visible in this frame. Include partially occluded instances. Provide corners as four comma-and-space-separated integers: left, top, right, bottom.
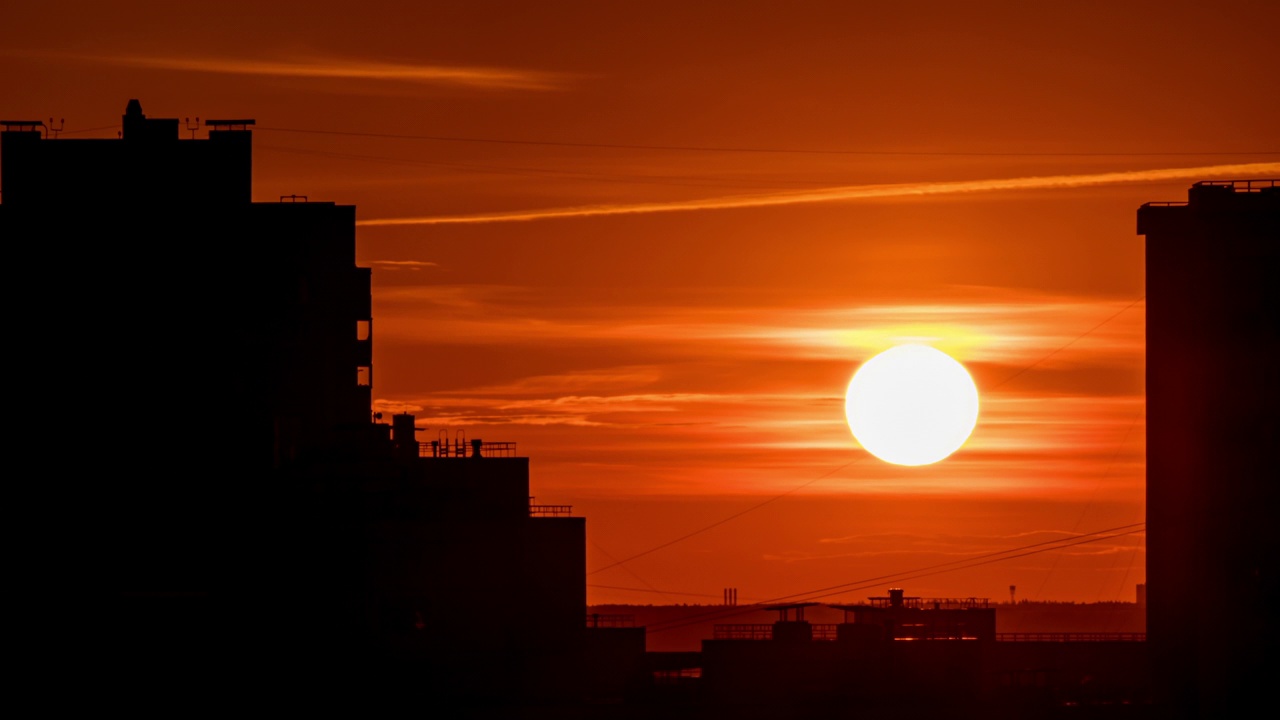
1194, 179, 1277, 192
1140, 178, 1278, 210
865, 597, 990, 610
813, 624, 839, 641
586, 613, 636, 628
418, 440, 518, 458
997, 632, 1145, 642
715, 624, 991, 641
529, 504, 573, 517
653, 668, 702, 684
714, 624, 776, 640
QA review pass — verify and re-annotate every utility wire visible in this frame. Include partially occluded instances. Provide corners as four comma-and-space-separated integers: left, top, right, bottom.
640, 522, 1144, 632
644, 523, 1145, 634
589, 539, 677, 604
796, 528, 1146, 607
771, 523, 1146, 609
587, 455, 864, 576
588, 297, 1146, 577
643, 521, 1143, 627
588, 584, 726, 600
993, 297, 1144, 390
1034, 405, 1145, 602
255, 125, 1280, 158
58, 124, 120, 136
257, 142, 843, 190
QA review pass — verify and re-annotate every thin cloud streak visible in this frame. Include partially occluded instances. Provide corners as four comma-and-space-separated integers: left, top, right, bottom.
367, 260, 439, 270
359, 162, 1280, 225
376, 292, 1143, 367
65, 53, 568, 90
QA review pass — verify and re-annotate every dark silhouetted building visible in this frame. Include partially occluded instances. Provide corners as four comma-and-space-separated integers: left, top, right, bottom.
691, 592, 1146, 713
2, 102, 584, 701
1138, 179, 1279, 718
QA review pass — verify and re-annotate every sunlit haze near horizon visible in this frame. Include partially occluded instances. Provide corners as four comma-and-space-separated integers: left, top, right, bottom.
6, 0, 1278, 606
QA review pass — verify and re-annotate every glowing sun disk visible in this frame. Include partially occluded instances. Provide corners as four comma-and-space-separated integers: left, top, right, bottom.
845, 344, 979, 466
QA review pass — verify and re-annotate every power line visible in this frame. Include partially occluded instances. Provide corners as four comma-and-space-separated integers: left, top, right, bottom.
796, 528, 1146, 607
1036, 404, 1145, 602
993, 297, 1145, 390
255, 125, 1280, 158
640, 523, 1144, 633
587, 297, 1146, 578
256, 142, 842, 190
784, 522, 1146, 607
588, 584, 725, 599
643, 523, 1145, 634
645, 521, 1143, 627
589, 539, 677, 604
586, 455, 864, 576
35, 124, 119, 137
259, 144, 1277, 196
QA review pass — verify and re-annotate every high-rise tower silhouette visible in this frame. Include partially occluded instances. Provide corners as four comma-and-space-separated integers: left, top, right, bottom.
1138, 179, 1279, 718
3, 102, 375, 635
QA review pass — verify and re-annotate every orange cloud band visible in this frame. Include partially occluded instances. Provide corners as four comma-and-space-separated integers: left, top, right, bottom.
358, 162, 1280, 226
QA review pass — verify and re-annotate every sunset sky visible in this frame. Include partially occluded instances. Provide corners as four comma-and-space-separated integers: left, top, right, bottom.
4, 1, 1277, 606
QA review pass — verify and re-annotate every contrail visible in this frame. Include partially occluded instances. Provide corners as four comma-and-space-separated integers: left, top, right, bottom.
40, 53, 567, 91
358, 162, 1280, 226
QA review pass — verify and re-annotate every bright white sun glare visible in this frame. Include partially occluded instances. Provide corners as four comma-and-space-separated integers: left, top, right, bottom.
844, 344, 979, 466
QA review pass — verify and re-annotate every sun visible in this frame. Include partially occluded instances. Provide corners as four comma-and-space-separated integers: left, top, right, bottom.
844, 344, 979, 466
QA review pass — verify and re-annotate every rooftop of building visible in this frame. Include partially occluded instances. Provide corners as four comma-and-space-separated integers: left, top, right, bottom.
1139, 178, 1278, 209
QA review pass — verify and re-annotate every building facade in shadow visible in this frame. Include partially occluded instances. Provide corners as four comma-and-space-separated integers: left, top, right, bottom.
1, 102, 584, 701
1138, 180, 1279, 718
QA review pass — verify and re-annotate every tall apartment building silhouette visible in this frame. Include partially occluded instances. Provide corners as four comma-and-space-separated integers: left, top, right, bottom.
1, 101, 584, 700
1138, 180, 1279, 718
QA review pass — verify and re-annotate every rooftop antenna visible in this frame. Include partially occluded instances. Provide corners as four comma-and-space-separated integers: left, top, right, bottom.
47, 118, 64, 139
184, 117, 200, 140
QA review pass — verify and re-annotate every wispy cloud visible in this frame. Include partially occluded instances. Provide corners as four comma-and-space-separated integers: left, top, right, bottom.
358, 162, 1280, 225
64, 53, 569, 90
375, 288, 1143, 368
367, 260, 438, 270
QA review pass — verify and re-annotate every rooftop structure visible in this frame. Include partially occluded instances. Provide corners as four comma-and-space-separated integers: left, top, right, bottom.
693, 591, 1145, 709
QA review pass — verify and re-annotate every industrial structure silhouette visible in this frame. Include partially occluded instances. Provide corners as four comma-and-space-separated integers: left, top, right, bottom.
3, 100, 1275, 717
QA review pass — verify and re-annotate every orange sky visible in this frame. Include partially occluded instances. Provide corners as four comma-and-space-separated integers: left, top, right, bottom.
5, 1, 1278, 605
